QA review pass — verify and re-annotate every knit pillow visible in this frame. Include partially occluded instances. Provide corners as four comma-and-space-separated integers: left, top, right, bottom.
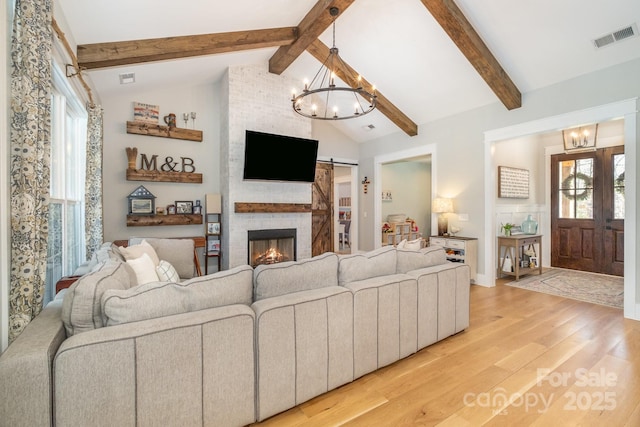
156, 260, 180, 282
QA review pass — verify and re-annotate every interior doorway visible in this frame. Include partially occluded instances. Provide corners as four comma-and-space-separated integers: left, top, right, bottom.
483, 98, 637, 320
334, 168, 352, 253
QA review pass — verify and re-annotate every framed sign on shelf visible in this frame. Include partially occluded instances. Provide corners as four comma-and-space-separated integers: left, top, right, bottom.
498, 166, 529, 199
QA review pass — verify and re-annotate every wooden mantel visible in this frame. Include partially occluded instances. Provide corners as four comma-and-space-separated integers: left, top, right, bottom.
234, 202, 312, 213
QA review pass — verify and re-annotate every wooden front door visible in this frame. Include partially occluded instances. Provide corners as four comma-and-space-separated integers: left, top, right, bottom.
311, 162, 333, 256
550, 146, 624, 276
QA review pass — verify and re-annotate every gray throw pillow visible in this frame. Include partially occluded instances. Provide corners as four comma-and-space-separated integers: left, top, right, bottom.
61, 259, 136, 336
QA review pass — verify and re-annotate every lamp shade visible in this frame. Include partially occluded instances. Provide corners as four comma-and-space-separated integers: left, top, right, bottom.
432, 198, 453, 213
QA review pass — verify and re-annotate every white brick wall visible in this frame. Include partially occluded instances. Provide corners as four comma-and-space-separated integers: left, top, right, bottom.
221, 63, 313, 268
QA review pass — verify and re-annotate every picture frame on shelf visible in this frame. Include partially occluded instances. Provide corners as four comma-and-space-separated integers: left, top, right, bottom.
193, 205, 202, 215
167, 204, 176, 215
207, 222, 220, 235
130, 198, 154, 215
207, 239, 220, 254
175, 200, 193, 214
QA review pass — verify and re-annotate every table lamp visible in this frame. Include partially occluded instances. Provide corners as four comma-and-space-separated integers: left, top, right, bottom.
432, 198, 454, 236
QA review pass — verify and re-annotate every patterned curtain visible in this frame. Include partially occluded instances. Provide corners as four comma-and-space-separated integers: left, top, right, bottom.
85, 104, 104, 259
9, 0, 53, 342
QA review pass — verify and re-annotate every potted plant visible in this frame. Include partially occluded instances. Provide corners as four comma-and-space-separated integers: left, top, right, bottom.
501, 222, 516, 236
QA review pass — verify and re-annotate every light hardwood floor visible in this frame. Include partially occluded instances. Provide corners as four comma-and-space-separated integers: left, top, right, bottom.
252, 280, 640, 426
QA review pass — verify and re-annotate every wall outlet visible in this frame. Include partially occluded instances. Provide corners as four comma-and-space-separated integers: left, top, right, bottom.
458, 213, 469, 221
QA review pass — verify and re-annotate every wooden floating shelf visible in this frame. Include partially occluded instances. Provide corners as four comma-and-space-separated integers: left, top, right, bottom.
234, 202, 312, 213
126, 214, 203, 227
126, 168, 202, 183
126, 121, 203, 142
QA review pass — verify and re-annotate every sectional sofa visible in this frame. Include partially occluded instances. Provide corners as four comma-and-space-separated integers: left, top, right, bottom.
0, 241, 470, 426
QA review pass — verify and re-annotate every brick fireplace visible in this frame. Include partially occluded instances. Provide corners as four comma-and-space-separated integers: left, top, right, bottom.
220, 63, 313, 269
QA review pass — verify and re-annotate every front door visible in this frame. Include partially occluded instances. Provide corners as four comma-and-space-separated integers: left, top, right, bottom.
311, 162, 333, 256
550, 146, 624, 276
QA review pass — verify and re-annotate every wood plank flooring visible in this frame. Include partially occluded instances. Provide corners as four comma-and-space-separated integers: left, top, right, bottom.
251, 280, 640, 426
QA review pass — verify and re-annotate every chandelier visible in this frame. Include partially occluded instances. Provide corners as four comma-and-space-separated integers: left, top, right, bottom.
291, 7, 377, 120
562, 123, 598, 152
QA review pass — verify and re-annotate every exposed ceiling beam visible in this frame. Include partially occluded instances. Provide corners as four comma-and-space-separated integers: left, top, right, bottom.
306, 39, 418, 137
77, 27, 298, 69
269, 0, 356, 75
420, 0, 521, 110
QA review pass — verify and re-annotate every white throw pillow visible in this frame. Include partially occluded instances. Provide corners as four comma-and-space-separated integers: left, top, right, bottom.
126, 253, 159, 285
118, 239, 160, 266
156, 260, 180, 282
404, 238, 423, 250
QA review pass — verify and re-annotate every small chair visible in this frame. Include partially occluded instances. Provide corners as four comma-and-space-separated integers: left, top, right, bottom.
343, 220, 351, 247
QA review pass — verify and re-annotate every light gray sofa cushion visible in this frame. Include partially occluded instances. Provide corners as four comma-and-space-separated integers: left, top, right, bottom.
132, 237, 196, 279
55, 305, 256, 427
101, 265, 254, 326
252, 286, 353, 421
338, 246, 397, 285
61, 259, 136, 336
253, 252, 339, 301
396, 246, 448, 273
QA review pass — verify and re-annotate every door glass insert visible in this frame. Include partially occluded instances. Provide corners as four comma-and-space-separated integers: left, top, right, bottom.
613, 154, 625, 219
558, 158, 594, 219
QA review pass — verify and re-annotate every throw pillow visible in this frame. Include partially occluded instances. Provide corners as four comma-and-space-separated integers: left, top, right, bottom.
156, 260, 180, 282
118, 239, 160, 266
126, 253, 159, 285
404, 238, 423, 250
396, 239, 407, 249
61, 258, 136, 336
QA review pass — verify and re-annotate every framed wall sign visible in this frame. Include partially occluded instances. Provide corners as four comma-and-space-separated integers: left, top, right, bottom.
498, 166, 530, 199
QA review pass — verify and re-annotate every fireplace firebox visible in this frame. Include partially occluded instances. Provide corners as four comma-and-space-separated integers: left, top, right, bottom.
248, 228, 296, 267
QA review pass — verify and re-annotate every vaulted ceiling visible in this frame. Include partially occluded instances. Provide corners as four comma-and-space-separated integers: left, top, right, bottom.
56, 0, 640, 142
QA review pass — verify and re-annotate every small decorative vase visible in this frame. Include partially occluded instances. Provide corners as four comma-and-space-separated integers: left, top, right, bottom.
522, 214, 538, 234
504, 229, 511, 237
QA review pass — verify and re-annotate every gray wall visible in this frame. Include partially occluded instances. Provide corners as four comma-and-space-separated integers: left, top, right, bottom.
357, 58, 640, 281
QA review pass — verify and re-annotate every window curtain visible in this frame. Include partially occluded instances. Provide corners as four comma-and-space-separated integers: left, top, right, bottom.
85, 104, 104, 259
9, 0, 53, 342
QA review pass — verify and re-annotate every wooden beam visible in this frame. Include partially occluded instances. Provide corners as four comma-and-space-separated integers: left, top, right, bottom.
269, 0, 356, 75
420, 0, 521, 110
306, 39, 418, 137
77, 27, 298, 69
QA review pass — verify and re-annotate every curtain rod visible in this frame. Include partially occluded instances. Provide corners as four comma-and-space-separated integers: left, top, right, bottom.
51, 18, 95, 107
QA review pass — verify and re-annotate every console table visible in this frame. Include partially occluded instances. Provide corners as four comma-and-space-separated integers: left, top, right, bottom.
497, 234, 542, 281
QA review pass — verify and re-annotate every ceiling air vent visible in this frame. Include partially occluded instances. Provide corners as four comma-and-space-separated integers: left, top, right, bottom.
119, 72, 135, 84
593, 23, 638, 49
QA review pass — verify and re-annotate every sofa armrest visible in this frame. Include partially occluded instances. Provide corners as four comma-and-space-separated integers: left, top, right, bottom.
0, 300, 66, 427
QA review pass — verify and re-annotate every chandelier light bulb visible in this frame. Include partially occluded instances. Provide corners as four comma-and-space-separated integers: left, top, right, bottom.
303, 79, 309, 92
330, 72, 336, 87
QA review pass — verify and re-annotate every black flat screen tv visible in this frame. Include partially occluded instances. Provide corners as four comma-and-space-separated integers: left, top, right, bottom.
243, 130, 319, 183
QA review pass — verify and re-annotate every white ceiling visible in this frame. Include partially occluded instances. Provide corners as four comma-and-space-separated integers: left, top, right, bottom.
56, 0, 640, 143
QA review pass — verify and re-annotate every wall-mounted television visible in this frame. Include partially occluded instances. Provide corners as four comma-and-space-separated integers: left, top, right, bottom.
243, 130, 319, 183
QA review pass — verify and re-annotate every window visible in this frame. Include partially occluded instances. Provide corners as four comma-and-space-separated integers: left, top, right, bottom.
558, 158, 594, 219
45, 63, 87, 304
